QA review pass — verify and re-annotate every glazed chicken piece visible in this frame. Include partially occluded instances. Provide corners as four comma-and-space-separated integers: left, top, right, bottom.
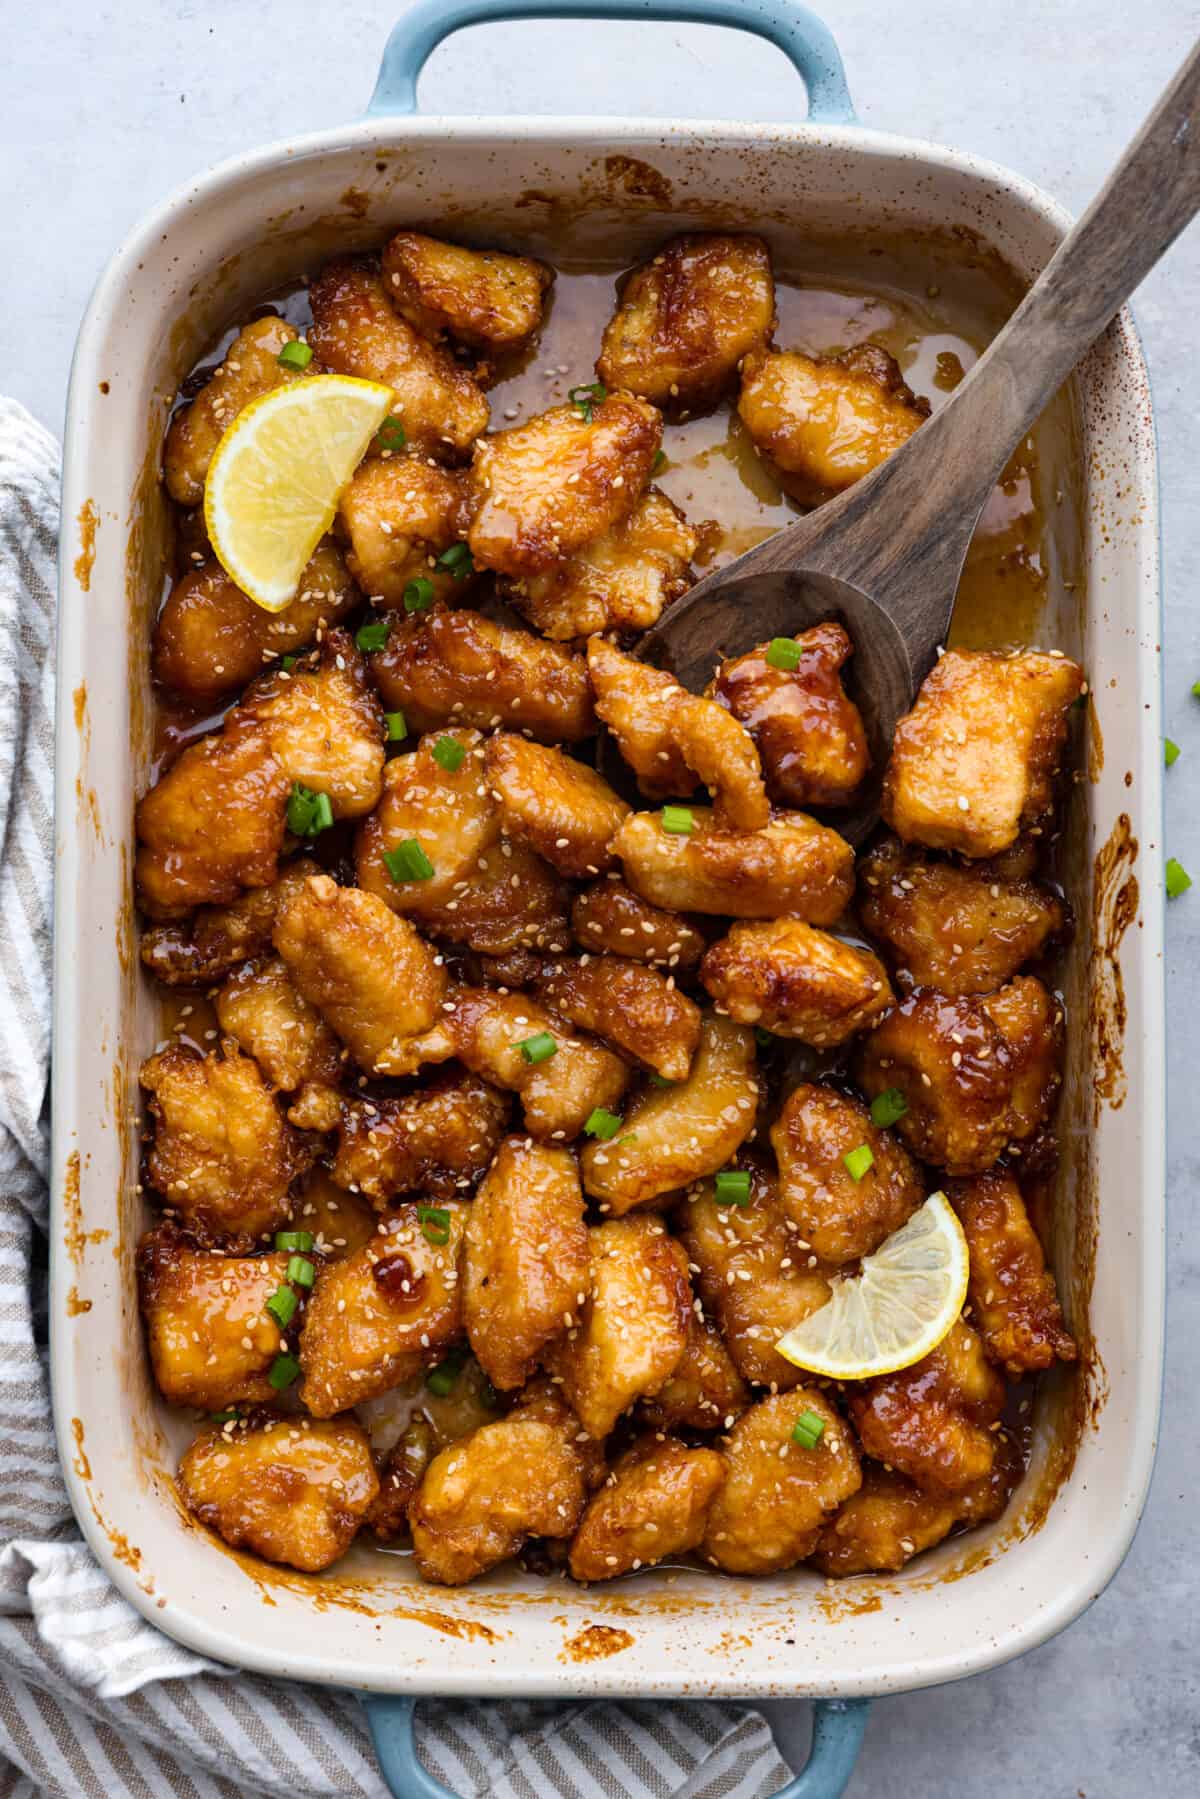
338, 457, 474, 609
810, 1450, 1016, 1577
441, 984, 628, 1140
152, 541, 360, 703
214, 956, 344, 1098
410, 837, 571, 956
381, 231, 553, 352
484, 735, 630, 877
579, 1015, 758, 1212
770, 1082, 925, 1265
710, 622, 870, 809
462, 1136, 590, 1390
848, 1319, 1006, 1495
597, 234, 775, 413
571, 877, 707, 969
882, 648, 1084, 857
273, 874, 447, 1075
544, 1216, 692, 1438
307, 257, 489, 457
467, 394, 662, 576
507, 491, 696, 640
137, 1224, 290, 1410
949, 1171, 1076, 1374
569, 1434, 725, 1581
139, 857, 320, 986
164, 316, 303, 506
298, 1201, 468, 1416
856, 977, 1063, 1175
701, 1389, 861, 1575
612, 806, 855, 921
178, 1414, 379, 1574
857, 836, 1070, 995
140, 1042, 307, 1239
587, 637, 769, 831
677, 1160, 832, 1390
292, 1166, 378, 1259
355, 726, 500, 913
535, 953, 702, 1082
330, 1071, 509, 1207
738, 343, 930, 506
700, 919, 893, 1046
638, 1313, 749, 1433
368, 603, 595, 742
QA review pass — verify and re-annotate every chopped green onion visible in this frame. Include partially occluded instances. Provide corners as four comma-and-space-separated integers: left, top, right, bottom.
281, 653, 297, 672
1192, 680, 1200, 698
652, 449, 668, 474
356, 619, 390, 652
384, 838, 435, 883
426, 1349, 467, 1397
792, 1410, 826, 1450
869, 1088, 908, 1129
277, 340, 313, 370
661, 805, 695, 835
431, 735, 466, 772
287, 1254, 315, 1289
714, 1169, 752, 1207
377, 415, 407, 451
436, 542, 474, 579
616, 1133, 639, 1148
754, 1026, 774, 1049
585, 1107, 623, 1140
517, 1030, 557, 1065
765, 636, 804, 672
286, 784, 333, 837
385, 709, 407, 742
265, 1284, 299, 1329
274, 1230, 314, 1252
843, 1143, 875, 1181
268, 1352, 301, 1390
1167, 856, 1192, 899
569, 380, 607, 423
403, 576, 435, 613
648, 1072, 675, 1088
417, 1204, 452, 1246
208, 1408, 242, 1424
1165, 737, 1181, 767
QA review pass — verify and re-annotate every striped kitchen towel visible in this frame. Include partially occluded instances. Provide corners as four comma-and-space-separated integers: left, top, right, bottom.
0, 394, 792, 1799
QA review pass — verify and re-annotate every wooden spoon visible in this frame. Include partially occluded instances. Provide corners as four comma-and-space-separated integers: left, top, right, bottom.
640, 42, 1200, 845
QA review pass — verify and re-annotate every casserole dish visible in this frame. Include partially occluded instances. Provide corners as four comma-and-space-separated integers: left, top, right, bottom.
51, 3, 1165, 1794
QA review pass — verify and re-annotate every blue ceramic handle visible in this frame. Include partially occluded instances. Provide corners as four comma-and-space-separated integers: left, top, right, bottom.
361, 1692, 871, 1797
367, 0, 856, 123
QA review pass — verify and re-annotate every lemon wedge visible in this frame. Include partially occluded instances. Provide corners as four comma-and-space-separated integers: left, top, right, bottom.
204, 373, 393, 612
775, 1192, 969, 1381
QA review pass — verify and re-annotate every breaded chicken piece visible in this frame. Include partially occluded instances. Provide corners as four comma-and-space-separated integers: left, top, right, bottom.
356, 727, 500, 913
738, 343, 929, 506
164, 316, 303, 506
409, 1415, 587, 1585
330, 1071, 509, 1207
882, 649, 1084, 858
231, 628, 385, 821
810, 1451, 1016, 1576
463, 1136, 590, 1390
597, 234, 775, 413
382, 231, 553, 352
214, 956, 344, 1095
949, 1171, 1076, 1374
677, 1160, 831, 1390
442, 984, 628, 1141
508, 1375, 606, 1491
137, 1224, 289, 1410
140, 1042, 306, 1238
338, 457, 474, 609
569, 1435, 725, 1581
307, 257, 489, 457
367, 1414, 436, 1543
711, 623, 869, 809
273, 874, 447, 1076
701, 919, 893, 1046
571, 878, 707, 969
857, 836, 1070, 995
638, 1314, 749, 1433
135, 720, 290, 919
770, 1083, 925, 1265
410, 837, 571, 956
580, 1014, 758, 1211
152, 542, 360, 703
484, 735, 629, 877
536, 954, 702, 1082
369, 603, 595, 742
293, 1166, 378, 1259
848, 1320, 1006, 1495
544, 1217, 692, 1438
702, 1389, 861, 1574
140, 857, 320, 986
178, 1414, 379, 1573
507, 491, 697, 640
856, 977, 1063, 1175
468, 395, 662, 577
613, 806, 855, 921
298, 1201, 468, 1416
587, 638, 769, 831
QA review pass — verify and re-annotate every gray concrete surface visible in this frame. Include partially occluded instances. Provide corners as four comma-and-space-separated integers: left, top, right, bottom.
4, 1, 1198, 1791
